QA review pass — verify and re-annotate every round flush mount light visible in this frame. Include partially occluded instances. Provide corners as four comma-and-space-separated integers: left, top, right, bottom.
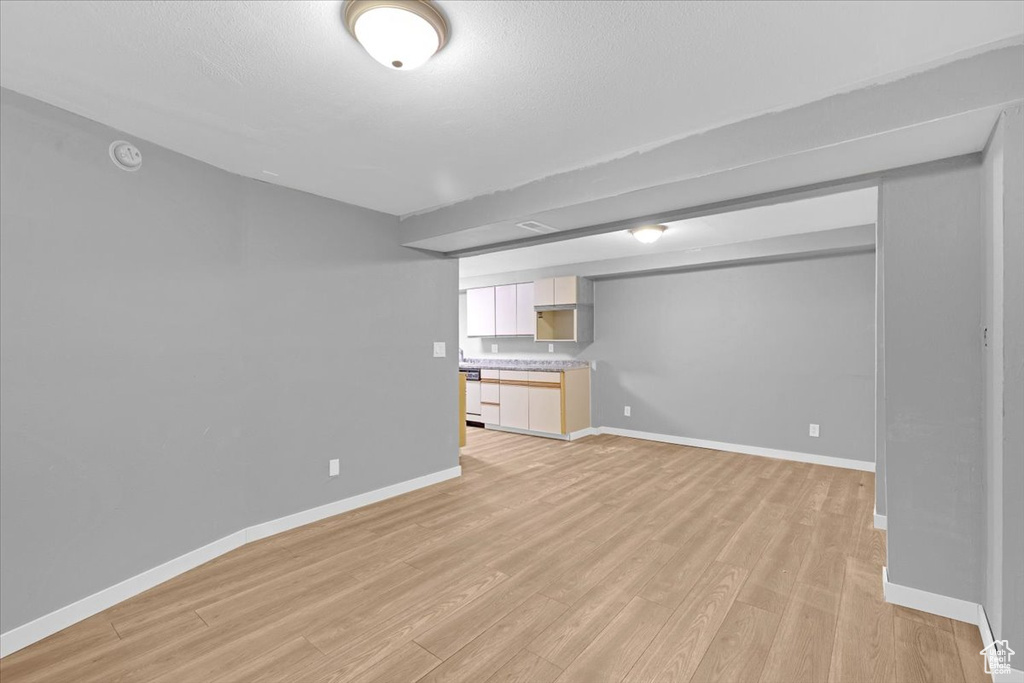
630, 224, 667, 244
344, 0, 448, 70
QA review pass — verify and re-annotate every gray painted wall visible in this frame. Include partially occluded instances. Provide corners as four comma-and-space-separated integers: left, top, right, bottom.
983, 104, 1024, 650
875, 213, 887, 517
461, 250, 875, 463
0, 89, 458, 634
998, 104, 1024, 658
881, 156, 986, 603
589, 254, 874, 462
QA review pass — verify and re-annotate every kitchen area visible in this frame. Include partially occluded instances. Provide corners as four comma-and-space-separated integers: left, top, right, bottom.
459, 275, 594, 441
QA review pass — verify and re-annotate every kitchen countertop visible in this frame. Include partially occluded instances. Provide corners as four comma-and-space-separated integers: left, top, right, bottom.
460, 358, 591, 372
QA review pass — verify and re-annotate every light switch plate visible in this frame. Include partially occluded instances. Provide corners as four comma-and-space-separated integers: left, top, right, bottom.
329, 459, 340, 477
809, 423, 820, 437
433, 341, 446, 358
624, 406, 631, 417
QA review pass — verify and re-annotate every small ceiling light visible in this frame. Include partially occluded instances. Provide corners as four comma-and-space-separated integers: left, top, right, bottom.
630, 224, 667, 244
344, 0, 448, 71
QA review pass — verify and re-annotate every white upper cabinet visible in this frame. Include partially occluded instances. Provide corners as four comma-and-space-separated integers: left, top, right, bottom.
533, 276, 578, 306
515, 282, 535, 336
466, 286, 495, 337
494, 284, 517, 336
534, 277, 555, 306
553, 276, 577, 305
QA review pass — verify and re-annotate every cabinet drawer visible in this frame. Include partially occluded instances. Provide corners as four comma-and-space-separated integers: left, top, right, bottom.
499, 370, 530, 382
481, 403, 500, 424
480, 382, 500, 404
481, 369, 500, 380
528, 371, 561, 384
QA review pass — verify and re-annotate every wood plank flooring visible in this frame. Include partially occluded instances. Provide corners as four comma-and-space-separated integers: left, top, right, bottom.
0, 428, 989, 682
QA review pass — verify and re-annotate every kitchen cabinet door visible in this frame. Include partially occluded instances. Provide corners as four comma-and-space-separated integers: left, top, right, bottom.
529, 385, 562, 434
466, 287, 495, 337
499, 384, 529, 430
515, 282, 535, 336
465, 381, 481, 416
481, 403, 500, 424
553, 276, 577, 305
534, 277, 555, 306
494, 284, 517, 336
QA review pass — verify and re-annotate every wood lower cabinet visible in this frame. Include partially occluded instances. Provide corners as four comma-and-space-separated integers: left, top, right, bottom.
481, 402, 500, 424
528, 385, 562, 434
498, 383, 530, 430
480, 368, 590, 437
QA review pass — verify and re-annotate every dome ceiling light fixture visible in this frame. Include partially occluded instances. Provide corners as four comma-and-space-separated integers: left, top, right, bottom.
344, 0, 449, 71
629, 224, 668, 244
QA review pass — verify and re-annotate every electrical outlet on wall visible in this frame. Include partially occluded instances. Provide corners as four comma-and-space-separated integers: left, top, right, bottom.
548, 344, 554, 353
624, 406, 631, 417
329, 459, 340, 477
491, 344, 498, 353
432, 341, 446, 357
809, 423, 820, 437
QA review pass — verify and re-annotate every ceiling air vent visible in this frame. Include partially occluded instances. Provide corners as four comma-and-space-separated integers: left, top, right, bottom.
516, 220, 558, 234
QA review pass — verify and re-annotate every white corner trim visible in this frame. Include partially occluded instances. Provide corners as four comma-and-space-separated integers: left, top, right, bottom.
882, 566, 980, 625
874, 508, 888, 530
978, 603, 1024, 683
598, 426, 875, 472
0, 465, 461, 659
568, 427, 599, 441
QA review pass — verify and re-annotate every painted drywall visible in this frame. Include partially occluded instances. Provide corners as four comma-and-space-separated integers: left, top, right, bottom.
983, 107, 1006, 643
4, 4, 1022, 217
0, 88, 459, 635
461, 249, 875, 463
403, 44, 1024, 248
459, 225, 875, 291
875, 212, 887, 517
881, 156, 985, 604
590, 253, 874, 463
983, 104, 1024, 650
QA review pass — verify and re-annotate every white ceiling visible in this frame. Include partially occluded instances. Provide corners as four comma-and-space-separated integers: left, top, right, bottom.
459, 187, 878, 278
1, 2, 1020, 216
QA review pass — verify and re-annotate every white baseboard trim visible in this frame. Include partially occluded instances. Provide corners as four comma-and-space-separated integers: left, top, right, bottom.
245, 466, 462, 542
978, 603, 1024, 682
882, 566, 980, 625
485, 424, 570, 441
0, 465, 461, 659
874, 508, 888, 530
568, 427, 599, 441
597, 426, 875, 472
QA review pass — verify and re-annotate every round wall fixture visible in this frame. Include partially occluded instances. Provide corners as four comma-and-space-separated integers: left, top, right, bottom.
109, 140, 142, 172
630, 224, 667, 244
344, 0, 448, 70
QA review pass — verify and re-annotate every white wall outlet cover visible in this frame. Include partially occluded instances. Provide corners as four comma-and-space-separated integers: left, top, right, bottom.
548, 344, 554, 353
109, 140, 142, 172
491, 344, 498, 353
809, 423, 820, 437
624, 406, 631, 417
433, 341, 446, 357
329, 459, 340, 477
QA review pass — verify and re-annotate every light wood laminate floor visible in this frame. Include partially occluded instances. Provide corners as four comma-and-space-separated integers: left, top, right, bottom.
1, 428, 989, 682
